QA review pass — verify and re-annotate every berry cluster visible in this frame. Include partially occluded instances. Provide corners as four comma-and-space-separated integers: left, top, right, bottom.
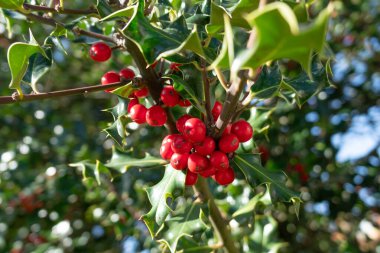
161, 104, 253, 186
89, 42, 254, 187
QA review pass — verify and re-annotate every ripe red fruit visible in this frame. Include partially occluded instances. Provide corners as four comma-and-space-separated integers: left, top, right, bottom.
188, 153, 209, 173
119, 68, 135, 80
176, 114, 193, 134
185, 170, 198, 186
258, 145, 269, 165
146, 105, 167, 126
170, 153, 189, 170
162, 134, 177, 145
160, 86, 180, 107
210, 151, 229, 170
127, 98, 139, 113
179, 99, 191, 107
194, 136, 215, 156
134, 87, 149, 98
200, 166, 217, 178
214, 167, 235, 185
212, 101, 223, 121
222, 124, 232, 137
231, 120, 253, 142
171, 135, 192, 154
218, 134, 239, 153
89, 42, 112, 62
160, 142, 174, 160
101, 71, 121, 92
183, 118, 206, 143
129, 104, 147, 124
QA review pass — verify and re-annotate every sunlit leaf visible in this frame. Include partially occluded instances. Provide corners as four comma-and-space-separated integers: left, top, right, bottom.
0, 0, 24, 11
232, 2, 330, 77
142, 165, 185, 237
232, 153, 301, 216
158, 202, 209, 253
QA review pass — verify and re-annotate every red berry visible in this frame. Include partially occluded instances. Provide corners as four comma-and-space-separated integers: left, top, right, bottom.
183, 118, 206, 143
222, 124, 232, 137
89, 42, 112, 62
188, 153, 209, 173
146, 105, 167, 126
194, 136, 215, 156
231, 120, 253, 142
129, 104, 147, 124
160, 142, 174, 160
214, 167, 235, 185
259, 145, 269, 165
127, 98, 139, 113
210, 151, 229, 170
185, 170, 198, 186
171, 135, 192, 154
200, 166, 217, 178
218, 134, 239, 153
162, 134, 177, 145
160, 86, 180, 107
212, 101, 223, 121
179, 99, 191, 107
134, 87, 149, 98
176, 114, 193, 134
101, 71, 120, 92
119, 68, 135, 80
170, 153, 189, 170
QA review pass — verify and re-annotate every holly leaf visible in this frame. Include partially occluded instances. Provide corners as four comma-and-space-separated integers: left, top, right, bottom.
96, 0, 113, 17
232, 153, 301, 217
158, 202, 209, 253
109, 82, 135, 98
232, 2, 330, 77
171, 75, 205, 113
103, 97, 129, 120
22, 48, 53, 93
141, 165, 185, 237
105, 148, 167, 173
103, 117, 128, 147
232, 185, 272, 220
122, 0, 207, 64
69, 160, 113, 185
7, 31, 47, 96
0, 0, 24, 11
100, 6, 135, 21
251, 64, 282, 99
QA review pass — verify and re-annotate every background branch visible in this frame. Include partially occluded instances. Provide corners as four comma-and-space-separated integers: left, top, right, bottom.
23, 3, 97, 15
0, 82, 128, 105
194, 178, 239, 253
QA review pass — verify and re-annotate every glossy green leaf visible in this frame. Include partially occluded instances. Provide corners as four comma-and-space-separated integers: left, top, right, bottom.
232, 2, 330, 76
158, 202, 209, 253
7, 34, 46, 96
103, 97, 129, 120
206, 1, 260, 35
110, 82, 135, 98
171, 75, 205, 113
142, 166, 185, 237
69, 160, 113, 185
103, 117, 128, 147
251, 64, 282, 99
232, 153, 301, 217
122, 0, 206, 64
232, 185, 272, 219
248, 107, 274, 133
105, 148, 167, 173
100, 6, 135, 21
96, 0, 113, 17
0, 0, 24, 11
22, 48, 52, 93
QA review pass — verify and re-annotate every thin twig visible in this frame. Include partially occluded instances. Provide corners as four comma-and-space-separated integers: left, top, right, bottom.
73, 28, 117, 44
23, 3, 97, 15
202, 63, 213, 129
214, 67, 229, 90
194, 178, 239, 253
0, 82, 128, 105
